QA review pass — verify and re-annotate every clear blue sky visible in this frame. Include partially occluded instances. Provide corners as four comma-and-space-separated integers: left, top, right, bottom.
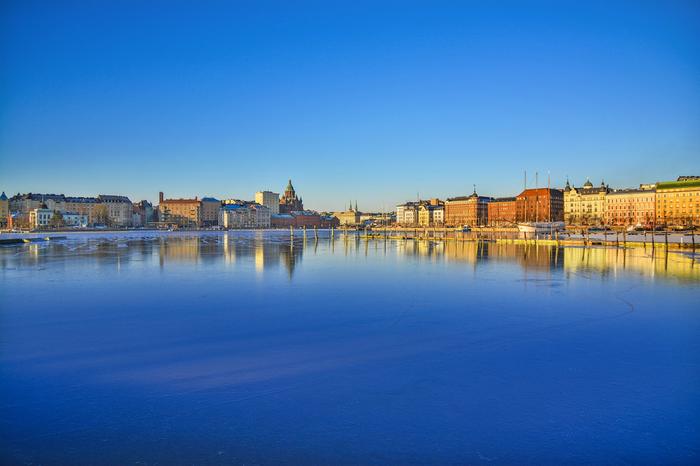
1, 0, 698, 211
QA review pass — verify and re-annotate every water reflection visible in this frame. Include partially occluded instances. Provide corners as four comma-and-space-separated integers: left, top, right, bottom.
0, 232, 697, 282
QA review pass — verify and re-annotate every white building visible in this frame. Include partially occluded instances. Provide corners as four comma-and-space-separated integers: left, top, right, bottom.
62, 212, 89, 227
255, 191, 280, 215
396, 202, 420, 225
219, 203, 271, 228
29, 206, 53, 228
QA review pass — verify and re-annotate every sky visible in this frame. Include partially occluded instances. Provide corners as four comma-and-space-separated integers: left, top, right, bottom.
1, 0, 699, 211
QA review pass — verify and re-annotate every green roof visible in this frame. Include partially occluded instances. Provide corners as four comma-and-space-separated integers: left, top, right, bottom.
656, 179, 700, 190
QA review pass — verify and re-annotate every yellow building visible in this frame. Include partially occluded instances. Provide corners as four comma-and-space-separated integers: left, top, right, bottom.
655, 177, 700, 227
563, 179, 609, 226
64, 197, 99, 226
605, 187, 656, 228
333, 200, 360, 226
158, 192, 201, 227
418, 199, 445, 226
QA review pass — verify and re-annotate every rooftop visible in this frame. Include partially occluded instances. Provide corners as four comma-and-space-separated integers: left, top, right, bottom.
657, 179, 700, 190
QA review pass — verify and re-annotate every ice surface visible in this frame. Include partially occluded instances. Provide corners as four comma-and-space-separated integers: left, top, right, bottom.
0, 231, 698, 464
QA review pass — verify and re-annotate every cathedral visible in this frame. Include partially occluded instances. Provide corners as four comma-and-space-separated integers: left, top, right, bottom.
279, 179, 304, 213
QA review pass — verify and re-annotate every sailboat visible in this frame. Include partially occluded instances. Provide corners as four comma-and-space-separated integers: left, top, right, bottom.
517, 221, 565, 234
516, 171, 565, 235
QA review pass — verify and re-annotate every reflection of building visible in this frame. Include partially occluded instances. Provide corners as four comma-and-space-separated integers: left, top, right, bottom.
488, 197, 516, 226
564, 179, 609, 226
255, 191, 280, 215
445, 190, 490, 227
158, 192, 201, 227
279, 179, 303, 213
200, 198, 221, 226
655, 177, 700, 227
515, 188, 563, 223
605, 187, 656, 228
562, 246, 700, 282
97, 195, 133, 227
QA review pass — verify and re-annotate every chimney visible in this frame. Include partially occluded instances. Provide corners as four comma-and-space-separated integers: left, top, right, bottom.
159, 192, 164, 204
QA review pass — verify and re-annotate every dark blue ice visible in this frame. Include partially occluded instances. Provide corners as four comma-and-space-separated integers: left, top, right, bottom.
1, 231, 698, 464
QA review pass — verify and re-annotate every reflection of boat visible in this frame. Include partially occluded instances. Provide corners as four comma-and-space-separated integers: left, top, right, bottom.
517, 222, 565, 234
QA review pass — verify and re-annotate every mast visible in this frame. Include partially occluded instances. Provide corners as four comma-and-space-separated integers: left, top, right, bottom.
535, 171, 539, 223
547, 171, 551, 222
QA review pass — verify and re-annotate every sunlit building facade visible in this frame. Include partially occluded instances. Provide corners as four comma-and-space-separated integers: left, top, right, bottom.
563, 179, 609, 226
444, 191, 490, 227
605, 187, 656, 228
487, 197, 516, 226
655, 177, 700, 227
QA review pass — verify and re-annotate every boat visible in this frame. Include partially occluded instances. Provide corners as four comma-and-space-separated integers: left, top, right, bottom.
517, 221, 565, 234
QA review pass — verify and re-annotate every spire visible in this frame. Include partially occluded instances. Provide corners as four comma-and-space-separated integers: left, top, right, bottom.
286, 179, 294, 193
355, 200, 358, 212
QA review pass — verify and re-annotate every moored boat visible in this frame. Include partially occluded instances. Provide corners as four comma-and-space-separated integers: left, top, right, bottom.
517, 221, 565, 234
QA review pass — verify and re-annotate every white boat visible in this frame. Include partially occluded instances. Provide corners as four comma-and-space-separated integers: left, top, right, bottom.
517, 221, 565, 234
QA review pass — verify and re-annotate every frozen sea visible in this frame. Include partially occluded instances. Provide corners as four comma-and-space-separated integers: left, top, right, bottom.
1, 231, 699, 465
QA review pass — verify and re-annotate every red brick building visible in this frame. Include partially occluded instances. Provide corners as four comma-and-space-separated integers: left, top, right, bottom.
487, 197, 517, 226
444, 191, 490, 227
515, 188, 564, 223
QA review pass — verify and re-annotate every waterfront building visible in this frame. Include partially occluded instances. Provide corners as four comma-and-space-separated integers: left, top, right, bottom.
255, 191, 280, 215
279, 179, 303, 213
396, 202, 421, 226
563, 179, 610, 226
10, 193, 66, 213
61, 212, 89, 227
605, 186, 656, 228
271, 213, 295, 228
418, 199, 445, 226
290, 210, 323, 228
132, 200, 154, 227
335, 201, 361, 225
29, 205, 53, 228
515, 188, 564, 223
158, 192, 200, 227
487, 197, 517, 226
219, 203, 271, 228
97, 195, 133, 227
655, 176, 700, 227
444, 190, 490, 227
320, 215, 340, 228
64, 197, 99, 225
200, 197, 221, 226
0, 192, 8, 227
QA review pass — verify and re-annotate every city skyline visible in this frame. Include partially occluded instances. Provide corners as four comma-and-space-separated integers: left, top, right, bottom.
2, 1, 699, 211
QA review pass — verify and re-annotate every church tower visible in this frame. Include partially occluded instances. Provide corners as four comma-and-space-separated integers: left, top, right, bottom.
279, 178, 304, 213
